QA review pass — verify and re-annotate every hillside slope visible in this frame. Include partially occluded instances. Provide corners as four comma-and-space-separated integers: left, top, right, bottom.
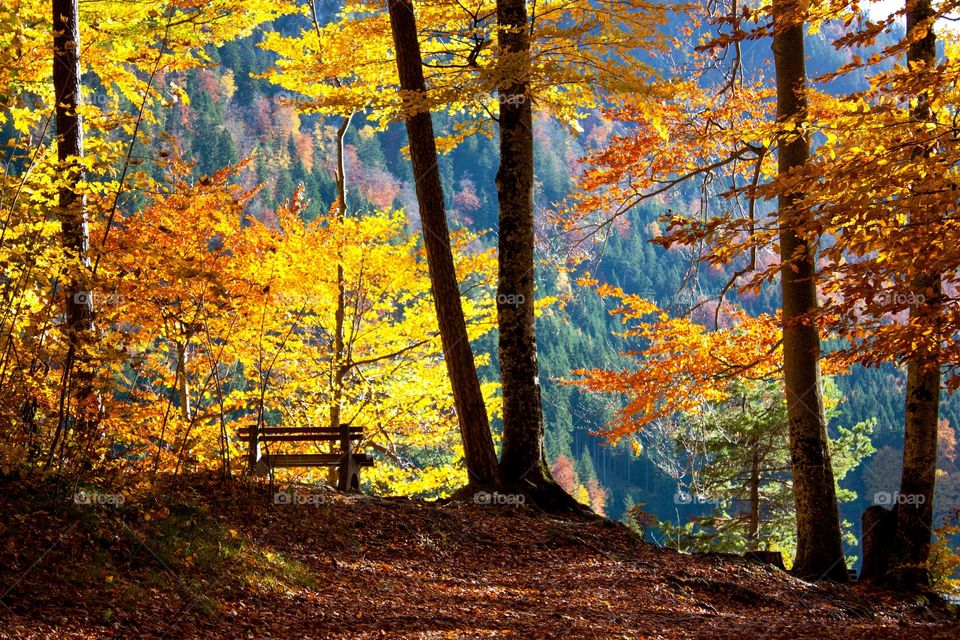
0, 474, 955, 639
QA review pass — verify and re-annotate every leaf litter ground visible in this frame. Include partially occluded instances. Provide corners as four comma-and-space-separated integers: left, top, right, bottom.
0, 474, 956, 639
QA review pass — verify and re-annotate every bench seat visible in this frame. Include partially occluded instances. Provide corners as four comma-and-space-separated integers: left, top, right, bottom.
261, 453, 374, 468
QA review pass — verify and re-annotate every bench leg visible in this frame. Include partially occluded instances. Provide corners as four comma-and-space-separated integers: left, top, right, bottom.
248, 439, 262, 475
337, 453, 361, 492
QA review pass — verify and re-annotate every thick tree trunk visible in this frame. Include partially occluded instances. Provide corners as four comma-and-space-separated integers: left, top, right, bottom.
494, 0, 542, 483
861, 505, 896, 582
53, 0, 97, 433
771, 0, 847, 582
493, 0, 583, 513
894, 349, 940, 587
388, 0, 500, 487
892, 0, 940, 590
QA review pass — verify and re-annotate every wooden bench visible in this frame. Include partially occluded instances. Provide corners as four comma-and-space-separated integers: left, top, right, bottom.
238, 425, 373, 492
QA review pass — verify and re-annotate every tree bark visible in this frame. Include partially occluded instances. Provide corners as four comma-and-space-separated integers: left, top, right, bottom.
176, 340, 191, 421
388, 0, 500, 487
894, 341, 940, 587
748, 446, 761, 549
861, 505, 896, 582
492, 0, 583, 513
892, 0, 940, 590
771, 0, 847, 582
494, 0, 542, 484
53, 0, 97, 434
331, 114, 352, 486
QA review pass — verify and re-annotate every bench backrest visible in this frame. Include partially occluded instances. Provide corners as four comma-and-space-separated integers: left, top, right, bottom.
237, 426, 364, 442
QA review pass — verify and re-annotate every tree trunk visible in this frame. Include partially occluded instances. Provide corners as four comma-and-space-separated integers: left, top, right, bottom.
894, 343, 940, 588
53, 0, 97, 428
176, 340, 191, 421
861, 505, 896, 582
495, 0, 541, 483
388, 0, 500, 487
492, 0, 583, 513
748, 447, 761, 549
331, 115, 351, 448
771, 0, 847, 582
892, 0, 940, 590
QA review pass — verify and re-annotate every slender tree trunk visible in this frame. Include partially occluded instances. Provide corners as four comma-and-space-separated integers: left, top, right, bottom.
24, 397, 40, 462
748, 447, 761, 549
493, 0, 582, 512
892, 0, 940, 590
331, 114, 356, 491
53, 0, 96, 429
331, 116, 351, 439
388, 0, 500, 487
771, 0, 847, 581
176, 340, 191, 421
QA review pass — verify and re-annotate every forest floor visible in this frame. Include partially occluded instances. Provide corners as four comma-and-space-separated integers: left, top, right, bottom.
0, 472, 956, 639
